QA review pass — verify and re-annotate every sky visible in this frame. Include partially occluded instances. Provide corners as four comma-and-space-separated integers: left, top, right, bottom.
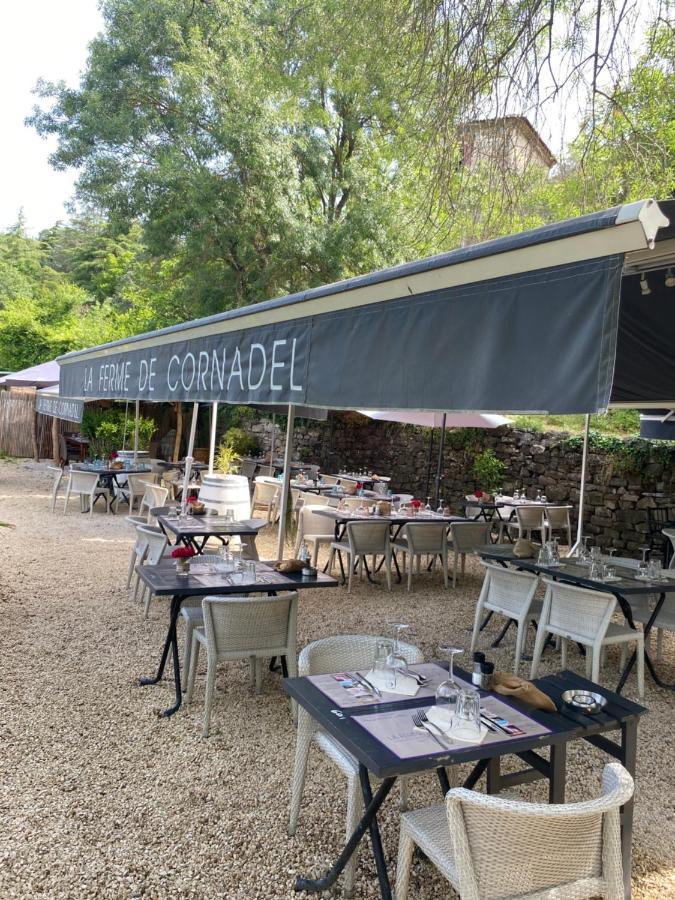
0, 0, 103, 235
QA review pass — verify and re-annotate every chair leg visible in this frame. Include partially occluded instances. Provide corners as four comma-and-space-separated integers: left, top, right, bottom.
394, 822, 415, 900
183, 618, 195, 681
126, 551, 136, 589
560, 637, 568, 669
452, 551, 458, 588
469, 600, 485, 655
636, 634, 645, 699
185, 635, 201, 704
407, 556, 413, 592
202, 658, 217, 737
590, 647, 599, 682
288, 715, 313, 836
385, 552, 391, 592
143, 588, 153, 619
513, 617, 527, 675
530, 624, 548, 679
63, 486, 71, 514
347, 553, 354, 594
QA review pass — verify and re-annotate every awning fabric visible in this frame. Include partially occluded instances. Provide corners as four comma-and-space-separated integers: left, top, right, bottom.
0, 360, 60, 388
57, 199, 671, 414
35, 386, 84, 423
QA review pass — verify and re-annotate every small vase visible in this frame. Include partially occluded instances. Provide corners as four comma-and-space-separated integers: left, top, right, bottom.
175, 558, 190, 576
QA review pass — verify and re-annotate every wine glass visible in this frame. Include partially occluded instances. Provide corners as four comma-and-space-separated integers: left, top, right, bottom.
435, 645, 463, 725
425, 496, 432, 512
436, 498, 445, 515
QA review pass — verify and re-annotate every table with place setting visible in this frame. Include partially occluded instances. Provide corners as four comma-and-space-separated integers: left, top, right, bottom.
479, 543, 675, 694
72, 461, 152, 511
284, 660, 645, 900
137, 558, 337, 717
156, 511, 268, 556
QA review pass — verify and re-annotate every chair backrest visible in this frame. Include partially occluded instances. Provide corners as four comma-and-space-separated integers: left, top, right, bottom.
138, 526, 167, 565
298, 505, 334, 539
140, 482, 169, 517
321, 474, 340, 485
202, 592, 298, 659
68, 470, 101, 494
254, 479, 281, 504
256, 464, 275, 477
132, 523, 157, 558
299, 633, 424, 676
404, 522, 447, 553
516, 506, 546, 529
478, 562, 539, 617
347, 520, 390, 554
128, 472, 154, 494
301, 492, 330, 508
662, 527, 675, 561
450, 521, 491, 553
541, 578, 617, 644
545, 505, 572, 528
239, 459, 257, 479
446, 762, 633, 900
47, 465, 64, 490
341, 496, 363, 512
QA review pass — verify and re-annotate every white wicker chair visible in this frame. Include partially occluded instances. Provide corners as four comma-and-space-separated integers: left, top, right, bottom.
329, 520, 392, 592
392, 522, 448, 592
186, 592, 298, 737
138, 482, 169, 522
125, 519, 162, 592
470, 562, 541, 674
62, 469, 111, 517
288, 634, 424, 898
545, 504, 573, 546
531, 578, 644, 698
293, 505, 335, 568
395, 761, 634, 900
137, 527, 169, 617
504, 505, 548, 542
114, 471, 157, 513
47, 465, 65, 512
611, 555, 675, 665
179, 554, 222, 680
251, 477, 281, 523
448, 521, 491, 587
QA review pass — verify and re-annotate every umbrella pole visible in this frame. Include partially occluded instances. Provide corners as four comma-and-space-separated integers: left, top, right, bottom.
208, 401, 218, 475
568, 414, 590, 556
270, 414, 276, 469
424, 429, 435, 499
133, 400, 140, 463
180, 402, 199, 515
276, 405, 295, 561
434, 413, 447, 507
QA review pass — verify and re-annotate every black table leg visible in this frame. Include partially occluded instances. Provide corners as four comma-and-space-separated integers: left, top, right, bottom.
549, 742, 567, 803
360, 765, 393, 899
436, 767, 451, 795
491, 617, 516, 647
294, 771, 396, 895
139, 593, 184, 717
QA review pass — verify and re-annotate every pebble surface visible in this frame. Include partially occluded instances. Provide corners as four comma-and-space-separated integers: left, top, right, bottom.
0, 460, 673, 898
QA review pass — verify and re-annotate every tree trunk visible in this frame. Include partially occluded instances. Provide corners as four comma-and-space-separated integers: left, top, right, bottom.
52, 417, 60, 465
173, 402, 183, 462
31, 405, 39, 462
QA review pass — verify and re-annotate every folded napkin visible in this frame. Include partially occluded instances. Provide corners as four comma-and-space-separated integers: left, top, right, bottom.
365, 669, 419, 697
493, 672, 557, 712
426, 707, 488, 744
513, 538, 539, 558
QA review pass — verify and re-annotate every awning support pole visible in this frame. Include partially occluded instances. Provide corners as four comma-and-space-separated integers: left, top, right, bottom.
424, 430, 435, 499
270, 414, 276, 469
568, 413, 590, 556
180, 402, 199, 515
434, 413, 447, 506
208, 401, 218, 475
133, 400, 140, 463
276, 405, 295, 561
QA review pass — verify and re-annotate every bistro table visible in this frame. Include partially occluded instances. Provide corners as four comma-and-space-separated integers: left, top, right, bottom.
156, 512, 267, 556
480, 544, 675, 694
284, 664, 645, 899
137, 559, 337, 717
156, 459, 209, 481
314, 508, 466, 583
72, 463, 152, 512
459, 499, 506, 521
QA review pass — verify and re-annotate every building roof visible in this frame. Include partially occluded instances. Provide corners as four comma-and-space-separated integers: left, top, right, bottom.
463, 116, 557, 168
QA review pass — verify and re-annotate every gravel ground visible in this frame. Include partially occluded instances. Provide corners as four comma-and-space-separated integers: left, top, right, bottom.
0, 459, 673, 899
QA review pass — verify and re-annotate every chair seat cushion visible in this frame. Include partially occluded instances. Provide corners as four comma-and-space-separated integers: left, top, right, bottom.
400, 803, 458, 887
330, 540, 350, 553
603, 622, 643, 642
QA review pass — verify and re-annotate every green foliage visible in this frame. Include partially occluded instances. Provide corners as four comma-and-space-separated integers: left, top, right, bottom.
220, 427, 259, 458
214, 443, 241, 475
472, 449, 507, 493
512, 410, 640, 437
83, 407, 156, 457
560, 432, 675, 474
445, 428, 483, 452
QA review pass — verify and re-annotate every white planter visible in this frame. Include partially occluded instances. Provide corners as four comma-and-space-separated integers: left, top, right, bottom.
198, 474, 251, 519
116, 450, 149, 460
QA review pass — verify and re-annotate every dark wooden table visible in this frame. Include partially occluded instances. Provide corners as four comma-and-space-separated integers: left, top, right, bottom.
156, 513, 268, 555
480, 545, 675, 694
284, 665, 645, 899
137, 560, 337, 717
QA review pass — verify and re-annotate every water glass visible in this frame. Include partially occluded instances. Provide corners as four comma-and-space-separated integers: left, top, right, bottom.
602, 565, 615, 581
243, 559, 257, 582
648, 559, 663, 581
453, 688, 482, 741
218, 547, 234, 572
224, 508, 235, 523
636, 562, 649, 580
589, 559, 603, 580
373, 639, 396, 690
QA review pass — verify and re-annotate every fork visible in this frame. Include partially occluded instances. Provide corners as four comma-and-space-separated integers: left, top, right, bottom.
412, 710, 451, 749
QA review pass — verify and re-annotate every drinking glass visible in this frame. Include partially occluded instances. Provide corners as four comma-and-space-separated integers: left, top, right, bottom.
578, 535, 591, 566
602, 564, 615, 581
436, 498, 445, 515
224, 508, 235, 523
218, 547, 234, 572
425, 497, 432, 512
373, 639, 396, 690
590, 559, 603, 580
435, 645, 462, 724
590, 546, 602, 563
244, 559, 257, 582
386, 623, 411, 681
453, 688, 482, 741
537, 545, 551, 566
636, 561, 649, 580
648, 559, 663, 581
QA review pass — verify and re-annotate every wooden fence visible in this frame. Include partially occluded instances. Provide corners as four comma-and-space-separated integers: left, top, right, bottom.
0, 389, 66, 459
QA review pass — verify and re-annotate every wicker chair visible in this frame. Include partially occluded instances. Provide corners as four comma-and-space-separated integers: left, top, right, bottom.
470, 562, 541, 674
138, 482, 169, 522
329, 520, 392, 592
47, 465, 65, 512
448, 521, 491, 587
293, 505, 334, 568
504, 506, 548, 542
531, 578, 644, 698
392, 522, 449, 592
125, 519, 162, 592
63, 469, 111, 517
611, 555, 675, 665
178, 554, 222, 680
186, 592, 298, 737
251, 477, 281, 523
395, 762, 634, 900
288, 634, 424, 898
544, 504, 573, 546
136, 527, 169, 617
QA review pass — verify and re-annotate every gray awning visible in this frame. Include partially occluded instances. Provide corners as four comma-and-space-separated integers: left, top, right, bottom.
35, 386, 84, 423
57, 199, 671, 414
0, 359, 60, 388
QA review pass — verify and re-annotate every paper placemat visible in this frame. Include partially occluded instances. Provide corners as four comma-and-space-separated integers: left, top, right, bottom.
307, 663, 471, 708
354, 696, 552, 758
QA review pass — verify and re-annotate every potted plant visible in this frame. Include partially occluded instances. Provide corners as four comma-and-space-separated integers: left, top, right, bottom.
198, 439, 251, 518
171, 545, 195, 575
472, 449, 507, 499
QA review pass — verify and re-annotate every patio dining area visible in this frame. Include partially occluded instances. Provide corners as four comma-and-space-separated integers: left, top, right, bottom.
1, 459, 674, 899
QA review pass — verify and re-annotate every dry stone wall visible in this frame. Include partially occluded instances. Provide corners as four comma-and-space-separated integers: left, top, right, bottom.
244, 413, 675, 554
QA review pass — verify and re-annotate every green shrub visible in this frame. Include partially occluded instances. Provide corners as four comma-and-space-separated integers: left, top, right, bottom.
220, 426, 259, 457
472, 449, 507, 493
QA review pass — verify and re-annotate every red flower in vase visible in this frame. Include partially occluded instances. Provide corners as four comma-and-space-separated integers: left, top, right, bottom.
410, 499, 422, 509
474, 490, 484, 498
171, 546, 196, 559
110, 451, 118, 459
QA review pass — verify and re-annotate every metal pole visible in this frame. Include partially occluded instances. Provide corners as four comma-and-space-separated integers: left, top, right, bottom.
180, 402, 199, 514
276, 404, 295, 560
208, 401, 218, 475
424, 429, 435, 499
270, 413, 276, 469
434, 413, 447, 506
122, 401, 129, 450
133, 400, 140, 462
568, 413, 590, 556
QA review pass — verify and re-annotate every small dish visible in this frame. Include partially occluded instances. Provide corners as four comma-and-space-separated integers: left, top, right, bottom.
561, 689, 607, 715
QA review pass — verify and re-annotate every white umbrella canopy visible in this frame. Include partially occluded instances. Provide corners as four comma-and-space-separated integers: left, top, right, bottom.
357, 410, 512, 428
